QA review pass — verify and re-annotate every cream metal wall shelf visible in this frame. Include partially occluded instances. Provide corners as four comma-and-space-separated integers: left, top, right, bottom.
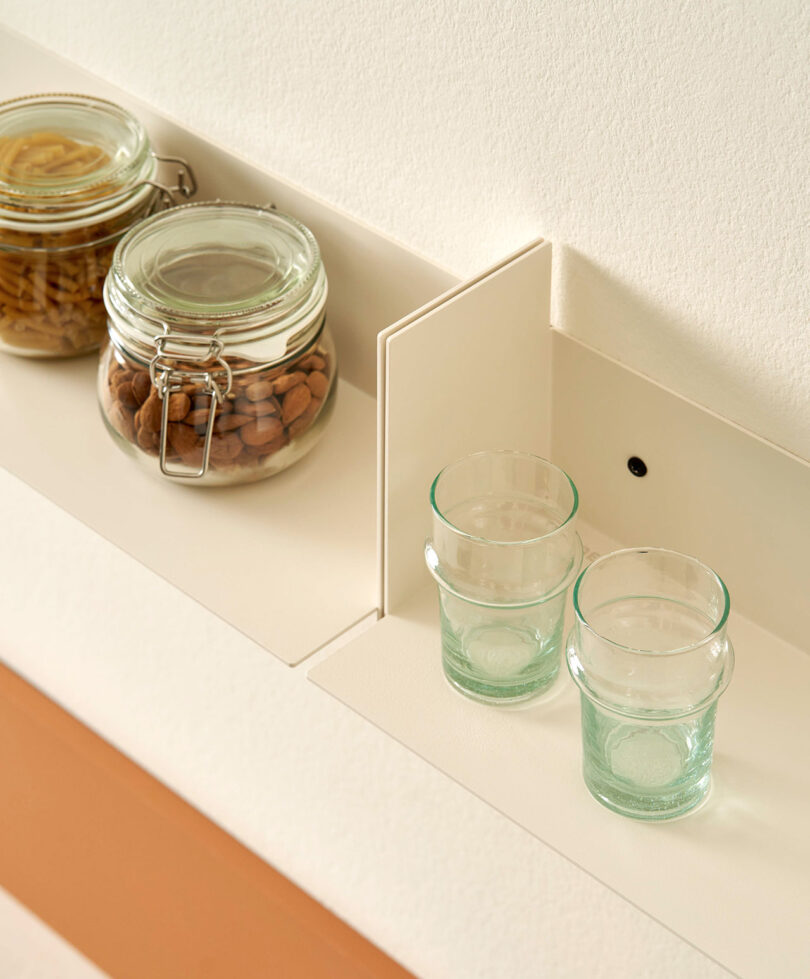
1, 26, 808, 979
0, 29, 459, 666
313, 324, 810, 979
311, 531, 810, 979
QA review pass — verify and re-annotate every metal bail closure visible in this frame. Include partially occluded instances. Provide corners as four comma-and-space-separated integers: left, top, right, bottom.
144, 154, 198, 209
149, 332, 233, 480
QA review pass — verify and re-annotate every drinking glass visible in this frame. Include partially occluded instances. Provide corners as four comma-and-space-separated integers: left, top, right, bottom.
566, 548, 734, 819
425, 450, 582, 704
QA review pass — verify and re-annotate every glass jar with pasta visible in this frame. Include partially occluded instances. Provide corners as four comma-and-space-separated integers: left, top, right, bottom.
0, 93, 195, 357
99, 202, 337, 486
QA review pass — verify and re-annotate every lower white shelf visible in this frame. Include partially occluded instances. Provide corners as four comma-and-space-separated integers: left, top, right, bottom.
0, 354, 378, 665
310, 522, 810, 979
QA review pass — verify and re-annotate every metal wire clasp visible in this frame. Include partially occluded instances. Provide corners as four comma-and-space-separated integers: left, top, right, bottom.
149, 333, 232, 480
145, 154, 198, 209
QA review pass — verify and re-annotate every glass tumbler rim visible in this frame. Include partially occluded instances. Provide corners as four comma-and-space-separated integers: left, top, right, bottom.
429, 449, 579, 546
572, 546, 731, 657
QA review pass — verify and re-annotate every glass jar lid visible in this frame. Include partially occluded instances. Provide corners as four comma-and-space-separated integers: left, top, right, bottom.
0, 93, 155, 221
105, 202, 328, 364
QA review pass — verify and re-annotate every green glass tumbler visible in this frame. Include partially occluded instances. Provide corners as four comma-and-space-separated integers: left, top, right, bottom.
566, 548, 735, 820
425, 450, 582, 704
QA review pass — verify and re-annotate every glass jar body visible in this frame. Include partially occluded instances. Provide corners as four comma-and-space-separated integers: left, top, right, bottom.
0, 197, 155, 357
98, 324, 337, 486
0, 93, 163, 358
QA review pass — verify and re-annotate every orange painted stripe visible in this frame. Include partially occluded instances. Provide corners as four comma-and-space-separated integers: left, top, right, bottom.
0, 663, 415, 979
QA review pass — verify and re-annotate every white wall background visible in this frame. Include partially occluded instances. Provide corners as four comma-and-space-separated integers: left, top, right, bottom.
1, 0, 808, 458
0, 888, 108, 979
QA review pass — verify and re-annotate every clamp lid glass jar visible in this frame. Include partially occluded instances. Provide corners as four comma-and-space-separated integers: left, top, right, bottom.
99, 201, 336, 486
0, 93, 195, 357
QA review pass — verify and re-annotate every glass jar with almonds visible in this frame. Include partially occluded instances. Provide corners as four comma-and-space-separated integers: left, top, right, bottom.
0, 93, 195, 357
99, 201, 337, 486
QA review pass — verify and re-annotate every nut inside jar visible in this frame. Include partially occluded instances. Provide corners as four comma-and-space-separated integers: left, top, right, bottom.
101, 201, 333, 485
100, 339, 336, 482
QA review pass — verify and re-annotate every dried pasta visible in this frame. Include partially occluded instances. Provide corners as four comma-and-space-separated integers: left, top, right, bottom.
0, 131, 109, 182
0, 132, 149, 356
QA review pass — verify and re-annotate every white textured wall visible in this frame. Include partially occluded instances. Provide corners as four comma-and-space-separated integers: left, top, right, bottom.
1, 1, 808, 457
0, 888, 108, 979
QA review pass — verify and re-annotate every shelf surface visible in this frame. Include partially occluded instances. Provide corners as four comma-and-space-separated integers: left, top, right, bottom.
0, 22, 461, 667
310, 524, 810, 979
0, 467, 733, 979
0, 355, 377, 664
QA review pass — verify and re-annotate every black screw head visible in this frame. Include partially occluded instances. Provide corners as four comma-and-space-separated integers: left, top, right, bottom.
627, 456, 648, 477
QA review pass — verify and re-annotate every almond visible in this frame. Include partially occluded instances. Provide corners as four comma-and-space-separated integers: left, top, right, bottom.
239, 431, 289, 459
112, 370, 135, 391
281, 383, 311, 424
185, 407, 211, 426
136, 390, 162, 433
305, 370, 329, 398
240, 415, 284, 446
234, 396, 279, 417
297, 354, 326, 372
245, 380, 274, 402
136, 426, 159, 455
115, 380, 140, 409
287, 397, 322, 436
168, 422, 201, 457
167, 392, 191, 421
132, 372, 151, 405
273, 371, 307, 395
214, 412, 252, 433
210, 431, 243, 462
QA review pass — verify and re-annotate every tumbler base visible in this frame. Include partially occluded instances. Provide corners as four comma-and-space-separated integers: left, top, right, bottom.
442, 662, 560, 706
584, 771, 713, 821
